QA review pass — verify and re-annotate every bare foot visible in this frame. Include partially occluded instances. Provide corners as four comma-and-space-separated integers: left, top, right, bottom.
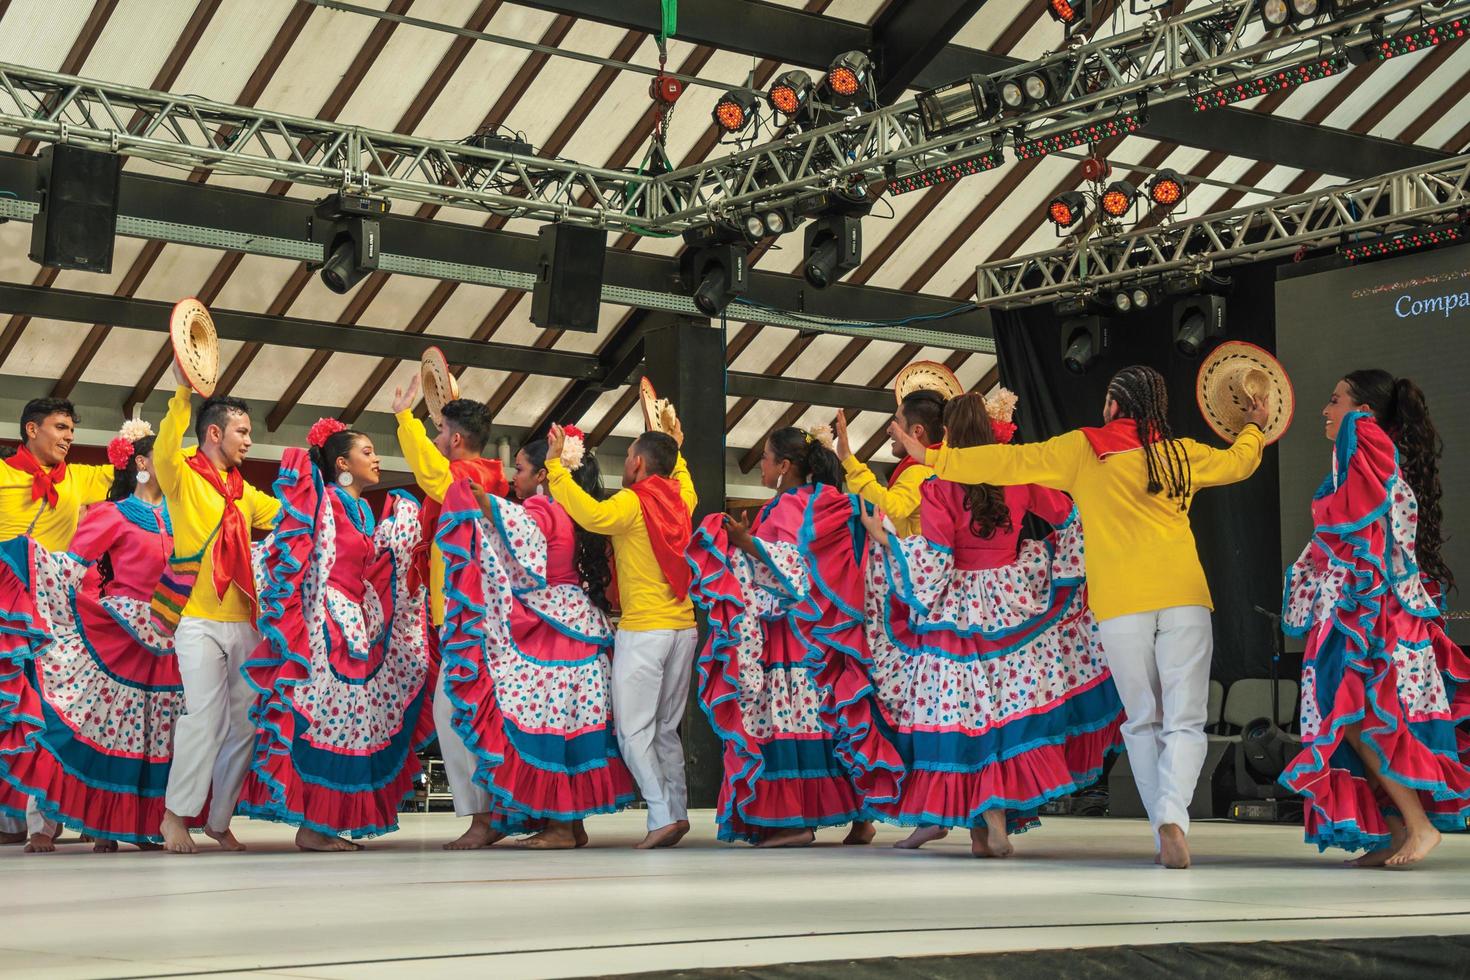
93, 839, 120, 853
24, 833, 55, 853
894, 826, 949, 850
0, 830, 26, 845
969, 826, 993, 858
982, 810, 1013, 858
442, 814, 503, 850
522, 822, 578, 850
656, 820, 691, 848
635, 822, 688, 850
843, 821, 876, 845
160, 810, 197, 854
1351, 822, 1407, 868
1386, 826, 1442, 868
573, 820, 589, 849
296, 827, 361, 852
756, 828, 815, 848
1158, 823, 1190, 869
204, 827, 247, 852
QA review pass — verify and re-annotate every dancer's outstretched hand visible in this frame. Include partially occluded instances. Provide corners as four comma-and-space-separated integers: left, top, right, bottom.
834, 410, 853, 460
887, 419, 929, 462
859, 505, 888, 545
392, 374, 421, 414
547, 423, 567, 460
172, 358, 188, 390
1243, 392, 1272, 432
725, 511, 756, 555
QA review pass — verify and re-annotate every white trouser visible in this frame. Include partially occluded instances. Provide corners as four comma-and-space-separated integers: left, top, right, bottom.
164, 618, 262, 833
1097, 605, 1213, 838
26, 797, 58, 838
0, 812, 20, 835
612, 627, 698, 830
433, 665, 492, 818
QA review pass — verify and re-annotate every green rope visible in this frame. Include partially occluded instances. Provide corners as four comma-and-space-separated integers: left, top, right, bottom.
660, 0, 677, 44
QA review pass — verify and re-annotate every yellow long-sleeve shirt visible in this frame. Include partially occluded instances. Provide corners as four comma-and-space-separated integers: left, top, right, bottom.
546, 455, 696, 632
156, 386, 280, 622
927, 425, 1264, 621
841, 455, 931, 538
0, 458, 113, 551
395, 409, 454, 627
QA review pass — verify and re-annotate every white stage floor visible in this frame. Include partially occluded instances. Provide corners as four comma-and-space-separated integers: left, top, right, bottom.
3, 811, 1469, 979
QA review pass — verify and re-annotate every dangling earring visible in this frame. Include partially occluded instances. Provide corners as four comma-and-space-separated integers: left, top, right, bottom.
134, 470, 150, 486
337, 471, 353, 488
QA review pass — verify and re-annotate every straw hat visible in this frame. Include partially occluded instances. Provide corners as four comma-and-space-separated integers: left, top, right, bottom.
1196, 340, 1294, 445
420, 346, 461, 426
639, 377, 678, 436
169, 298, 219, 397
893, 360, 965, 405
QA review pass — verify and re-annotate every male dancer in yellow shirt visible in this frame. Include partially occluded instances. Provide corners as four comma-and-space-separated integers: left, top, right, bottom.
893, 365, 1269, 869
157, 365, 280, 854
546, 421, 697, 849
0, 399, 114, 848
833, 389, 946, 539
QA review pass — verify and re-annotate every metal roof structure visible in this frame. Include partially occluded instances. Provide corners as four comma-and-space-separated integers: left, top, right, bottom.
0, 0, 1464, 489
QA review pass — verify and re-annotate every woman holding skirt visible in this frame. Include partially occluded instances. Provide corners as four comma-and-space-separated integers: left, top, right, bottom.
862, 393, 1123, 857
435, 433, 634, 848
0, 419, 182, 851
239, 420, 434, 851
1280, 371, 1469, 867
689, 426, 903, 846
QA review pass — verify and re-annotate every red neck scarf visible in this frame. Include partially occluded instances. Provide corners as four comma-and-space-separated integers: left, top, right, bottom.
629, 475, 693, 602
185, 452, 255, 606
414, 456, 508, 593
7, 446, 67, 508
887, 444, 940, 488
1080, 418, 1160, 460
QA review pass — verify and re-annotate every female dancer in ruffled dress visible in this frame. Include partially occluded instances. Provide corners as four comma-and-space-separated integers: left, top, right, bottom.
688, 426, 903, 847
435, 429, 634, 849
238, 420, 434, 851
1280, 371, 1469, 867
0, 419, 182, 851
861, 393, 1123, 857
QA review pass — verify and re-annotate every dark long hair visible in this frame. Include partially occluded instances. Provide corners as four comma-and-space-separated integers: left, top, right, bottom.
944, 394, 1011, 538
1107, 365, 1192, 509
100, 434, 157, 588
310, 428, 368, 484
768, 427, 844, 488
1344, 369, 1454, 591
522, 439, 614, 613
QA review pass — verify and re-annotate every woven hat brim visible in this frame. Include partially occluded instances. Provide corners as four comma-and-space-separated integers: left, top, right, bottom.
1196, 340, 1295, 445
170, 298, 218, 398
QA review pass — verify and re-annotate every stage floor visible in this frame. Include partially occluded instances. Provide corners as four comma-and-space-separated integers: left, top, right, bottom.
3, 812, 1468, 978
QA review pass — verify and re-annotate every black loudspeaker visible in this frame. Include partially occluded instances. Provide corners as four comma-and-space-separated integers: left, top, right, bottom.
29, 145, 122, 273
530, 222, 605, 333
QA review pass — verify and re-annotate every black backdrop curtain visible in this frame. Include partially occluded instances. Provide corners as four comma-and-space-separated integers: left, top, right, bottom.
992, 260, 1286, 684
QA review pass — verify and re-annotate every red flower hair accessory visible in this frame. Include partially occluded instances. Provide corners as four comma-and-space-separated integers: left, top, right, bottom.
107, 436, 135, 470
992, 419, 1018, 444
308, 417, 347, 448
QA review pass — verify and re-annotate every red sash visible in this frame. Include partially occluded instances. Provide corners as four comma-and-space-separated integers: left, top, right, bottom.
414, 456, 508, 593
7, 446, 66, 508
629, 475, 693, 602
185, 452, 255, 607
1080, 418, 1159, 460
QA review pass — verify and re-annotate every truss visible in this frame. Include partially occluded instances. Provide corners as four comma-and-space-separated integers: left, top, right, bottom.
0, 0, 1464, 234
972, 153, 1470, 308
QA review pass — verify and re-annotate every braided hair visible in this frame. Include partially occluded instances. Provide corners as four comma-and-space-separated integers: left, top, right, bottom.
521, 439, 614, 613
768, 427, 844, 488
1344, 370, 1454, 592
1106, 365, 1192, 509
943, 394, 1011, 538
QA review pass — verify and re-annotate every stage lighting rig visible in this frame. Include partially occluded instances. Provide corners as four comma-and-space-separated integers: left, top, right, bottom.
916, 75, 1001, 139
1173, 293, 1227, 357
767, 70, 814, 119
1372, 15, 1468, 58
885, 145, 1005, 196
821, 50, 874, 110
1048, 191, 1087, 230
1100, 180, 1138, 219
1260, 0, 1323, 28
312, 192, 386, 294
797, 186, 870, 288
1147, 170, 1186, 211
1060, 316, 1109, 374
713, 89, 758, 135
1339, 221, 1464, 261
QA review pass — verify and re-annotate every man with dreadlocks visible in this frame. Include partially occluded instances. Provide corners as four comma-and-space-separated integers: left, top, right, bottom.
891, 365, 1269, 869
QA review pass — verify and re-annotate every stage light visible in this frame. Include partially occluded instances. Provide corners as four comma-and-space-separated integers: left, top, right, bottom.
1060, 316, 1108, 375
1374, 19, 1467, 60
1047, 0, 1080, 24
1111, 290, 1132, 313
1023, 72, 1051, 102
999, 78, 1026, 110
1013, 112, 1142, 160
1292, 0, 1321, 17
680, 244, 749, 315
713, 89, 758, 133
1148, 170, 1185, 209
314, 194, 385, 294
886, 149, 1005, 195
1130, 285, 1158, 310
1173, 294, 1227, 357
767, 70, 813, 117
1261, 0, 1292, 27
1339, 223, 1464, 261
1100, 180, 1138, 218
803, 213, 863, 288
916, 75, 1000, 138
1188, 56, 1346, 110
1047, 191, 1086, 229
823, 51, 872, 108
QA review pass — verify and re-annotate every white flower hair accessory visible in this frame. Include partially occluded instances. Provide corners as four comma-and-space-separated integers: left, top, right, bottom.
560, 425, 587, 472
984, 387, 1018, 423
118, 417, 155, 444
805, 424, 835, 451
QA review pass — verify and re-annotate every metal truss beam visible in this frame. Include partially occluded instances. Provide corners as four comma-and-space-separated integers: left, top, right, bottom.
972, 153, 1470, 309
0, 154, 993, 350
